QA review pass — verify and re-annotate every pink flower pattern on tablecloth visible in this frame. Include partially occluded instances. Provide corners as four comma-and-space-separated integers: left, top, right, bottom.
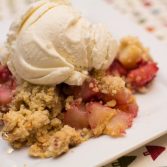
104, 0, 167, 44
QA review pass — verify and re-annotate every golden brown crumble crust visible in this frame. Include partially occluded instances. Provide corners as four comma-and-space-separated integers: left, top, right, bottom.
2, 75, 132, 158
118, 36, 151, 69
2, 82, 92, 157
99, 76, 125, 95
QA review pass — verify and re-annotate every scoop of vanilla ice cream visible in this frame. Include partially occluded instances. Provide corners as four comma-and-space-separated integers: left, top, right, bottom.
7, 0, 118, 85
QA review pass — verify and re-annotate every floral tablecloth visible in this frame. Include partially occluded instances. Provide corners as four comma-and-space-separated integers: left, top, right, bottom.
0, 0, 167, 167
105, 0, 167, 44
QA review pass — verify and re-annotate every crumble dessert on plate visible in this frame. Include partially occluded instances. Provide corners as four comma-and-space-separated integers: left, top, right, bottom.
0, 0, 158, 158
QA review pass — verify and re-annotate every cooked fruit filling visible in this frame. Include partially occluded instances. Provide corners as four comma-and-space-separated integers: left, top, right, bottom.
63, 75, 138, 136
108, 37, 158, 92
0, 65, 16, 112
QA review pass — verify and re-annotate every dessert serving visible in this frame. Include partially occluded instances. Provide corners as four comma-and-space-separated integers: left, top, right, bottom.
0, 0, 158, 158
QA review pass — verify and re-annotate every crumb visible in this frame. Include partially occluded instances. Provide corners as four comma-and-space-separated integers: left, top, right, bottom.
79, 128, 92, 141
7, 148, 14, 154
138, 86, 149, 93
0, 105, 9, 113
105, 100, 117, 107
65, 96, 74, 110
100, 76, 125, 95
118, 36, 152, 69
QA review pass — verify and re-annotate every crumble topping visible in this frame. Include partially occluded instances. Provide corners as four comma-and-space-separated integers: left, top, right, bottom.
100, 76, 125, 95
29, 125, 83, 158
2, 82, 63, 147
28, 125, 92, 158
10, 82, 62, 115
118, 36, 151, 69
2, 82, 92, 157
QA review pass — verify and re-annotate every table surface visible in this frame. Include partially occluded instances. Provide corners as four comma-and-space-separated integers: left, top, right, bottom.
0, 0, 167, 167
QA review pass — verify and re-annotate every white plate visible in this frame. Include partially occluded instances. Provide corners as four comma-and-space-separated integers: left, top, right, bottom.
0, 0, 167, 167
